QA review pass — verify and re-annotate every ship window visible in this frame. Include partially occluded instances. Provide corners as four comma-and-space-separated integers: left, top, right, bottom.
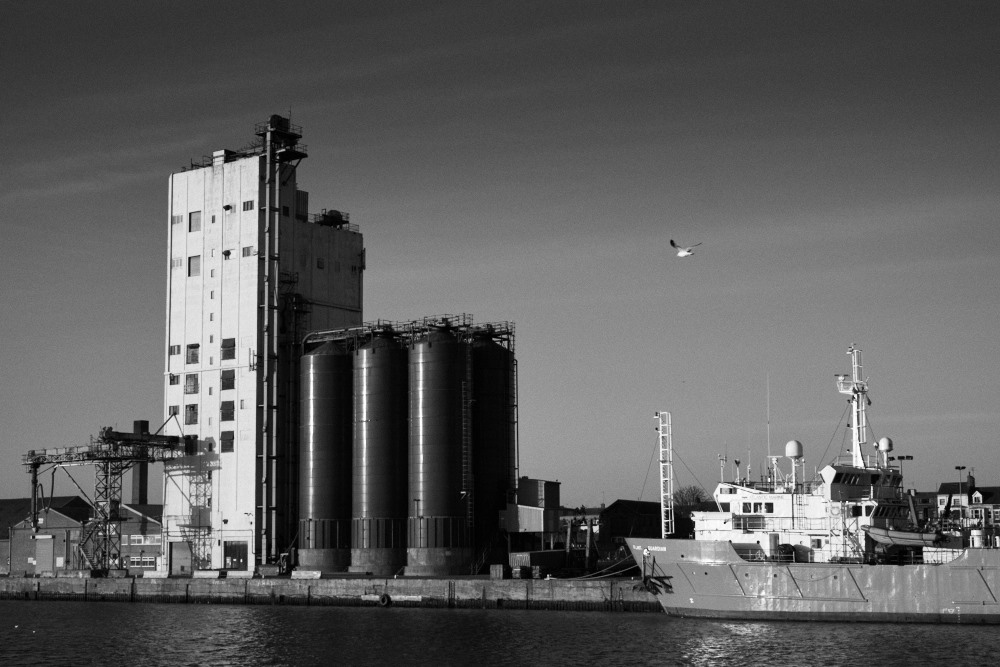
719, 503, 730, 512
764, 503, 774, 514
870, 474, 880, 485
851, 506, 862, 517
811, 538, 823, 549
742, 503, 752, 513
865, 506, 873, 516
753, 503, 763, 514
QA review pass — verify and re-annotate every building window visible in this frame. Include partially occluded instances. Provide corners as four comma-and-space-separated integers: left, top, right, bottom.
189, 211, 202, 232
220, 369, 235, 390
282, 205, 289, 217
210, 290, 215, 299
242, 200, 254, 211
209, 313, 214, 322
168, 345, 181, 356
168, 405, 179, 416
221, 431, 235, 453
171, 214, 183, 225
186, 344, 200, 364
170, 257, 183, 269
169, 374, 179, 385
185, 404, 198, 425
241, 246, 255, 257
221, 338, 236, 360
317, 257, 325, 269
221, 401, 235, 421
184, 374, 199, 394
188, 255, 201, 277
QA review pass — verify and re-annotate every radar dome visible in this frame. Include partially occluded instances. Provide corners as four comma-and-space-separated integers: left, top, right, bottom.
785, 440, 803, 459
878, 437, 893, 453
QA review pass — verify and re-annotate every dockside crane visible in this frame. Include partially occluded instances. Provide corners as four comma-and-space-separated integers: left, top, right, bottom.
22, 420, 191, 573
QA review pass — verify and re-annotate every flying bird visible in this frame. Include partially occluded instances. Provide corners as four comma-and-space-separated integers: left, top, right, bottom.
670, 239, 702, 257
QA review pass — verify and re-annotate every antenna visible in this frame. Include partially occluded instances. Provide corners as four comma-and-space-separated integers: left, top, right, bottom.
766, 371, 771, 460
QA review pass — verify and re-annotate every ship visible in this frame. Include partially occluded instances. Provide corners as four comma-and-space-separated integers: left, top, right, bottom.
626, 345, 1000, 623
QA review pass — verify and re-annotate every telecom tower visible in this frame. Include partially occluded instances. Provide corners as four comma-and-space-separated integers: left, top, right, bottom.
161, 116, 364, 572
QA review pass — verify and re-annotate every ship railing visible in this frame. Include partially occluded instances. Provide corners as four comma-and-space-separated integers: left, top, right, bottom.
734, 480, 824, 494
734, 516, 829, 532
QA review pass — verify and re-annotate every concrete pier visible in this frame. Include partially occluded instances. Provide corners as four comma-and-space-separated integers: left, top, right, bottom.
0, 575, 660, 612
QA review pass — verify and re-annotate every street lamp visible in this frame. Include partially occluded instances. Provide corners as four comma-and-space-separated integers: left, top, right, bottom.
888, 455, 913, 478
955, 466, 967, 528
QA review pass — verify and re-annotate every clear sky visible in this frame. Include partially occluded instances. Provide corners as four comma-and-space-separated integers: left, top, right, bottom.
2, 1, 998, 507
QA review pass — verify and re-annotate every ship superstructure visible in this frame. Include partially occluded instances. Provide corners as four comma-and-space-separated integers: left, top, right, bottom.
692, 346, 915, 564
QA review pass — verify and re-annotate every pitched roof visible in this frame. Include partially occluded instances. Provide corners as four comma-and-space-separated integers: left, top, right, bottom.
0, 496, 92, 528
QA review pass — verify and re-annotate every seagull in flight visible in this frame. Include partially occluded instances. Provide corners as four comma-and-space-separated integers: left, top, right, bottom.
670, 239, 702, 257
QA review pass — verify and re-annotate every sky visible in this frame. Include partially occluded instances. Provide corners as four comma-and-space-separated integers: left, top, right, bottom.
1, 1, 998, 508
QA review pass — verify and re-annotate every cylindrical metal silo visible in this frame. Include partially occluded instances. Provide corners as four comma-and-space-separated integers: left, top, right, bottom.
406, 327, 471, 575
350, 332, 409, 575
298, 341, 352, 572
471, 333, 516, 561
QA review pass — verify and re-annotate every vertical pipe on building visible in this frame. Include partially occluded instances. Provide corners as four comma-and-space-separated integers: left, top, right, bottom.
259, 121, 277, 565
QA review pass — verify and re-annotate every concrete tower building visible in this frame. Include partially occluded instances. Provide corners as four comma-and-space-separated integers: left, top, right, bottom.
161, 116, 364, 573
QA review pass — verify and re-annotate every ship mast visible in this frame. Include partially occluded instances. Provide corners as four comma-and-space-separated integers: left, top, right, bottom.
835, 345, 869, 468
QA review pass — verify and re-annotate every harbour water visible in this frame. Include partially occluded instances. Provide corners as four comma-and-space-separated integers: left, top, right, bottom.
1, 601, 998, 666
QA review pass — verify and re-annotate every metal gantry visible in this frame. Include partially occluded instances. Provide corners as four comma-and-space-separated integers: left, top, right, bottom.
22, 424, 188, 571
657, 411, 675, 538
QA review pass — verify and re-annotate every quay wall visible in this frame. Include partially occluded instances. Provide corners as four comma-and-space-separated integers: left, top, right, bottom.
0, 576, 660, 612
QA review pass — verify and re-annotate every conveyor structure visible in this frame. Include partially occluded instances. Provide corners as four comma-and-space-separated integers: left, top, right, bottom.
22, 422, 190, 572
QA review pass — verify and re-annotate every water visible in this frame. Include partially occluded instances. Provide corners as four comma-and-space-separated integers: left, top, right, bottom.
0, 601, 997, 666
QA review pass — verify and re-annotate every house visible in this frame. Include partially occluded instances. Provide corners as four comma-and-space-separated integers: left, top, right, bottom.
3, 496, 91, 576
596, 499, 660, 556
1, 496, 164, 575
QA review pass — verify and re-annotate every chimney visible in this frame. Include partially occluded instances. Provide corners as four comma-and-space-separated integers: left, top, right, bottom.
131, 420, 150, 505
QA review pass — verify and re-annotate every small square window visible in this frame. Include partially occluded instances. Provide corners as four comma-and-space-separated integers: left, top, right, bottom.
171, 215, 183, 225
242, 246, 255, 257
168, 405, 179, 416
242, 200, 254, 211
170, 257, 183, 269
281, 206, 290, 217
168, 345, 181, 355
169, 374, 179, 385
